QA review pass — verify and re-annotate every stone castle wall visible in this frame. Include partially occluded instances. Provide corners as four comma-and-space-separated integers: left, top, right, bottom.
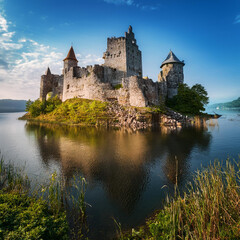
158, 63, 184, 99
125, 27, 142, 78
39, 26, 184, 108
103, 26, 142, 85
40, 73, 63, 101
61, 65, 160, 107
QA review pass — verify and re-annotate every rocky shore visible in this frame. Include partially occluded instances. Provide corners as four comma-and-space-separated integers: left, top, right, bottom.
96, 101, 206, 130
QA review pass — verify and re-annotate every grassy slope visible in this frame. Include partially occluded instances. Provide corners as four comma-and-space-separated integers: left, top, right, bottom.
21, 98, 110, 125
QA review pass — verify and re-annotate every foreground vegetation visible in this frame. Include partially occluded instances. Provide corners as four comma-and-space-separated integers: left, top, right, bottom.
0, 156, 88, 240
121, 160, 240, 240
1, 153, 240, 239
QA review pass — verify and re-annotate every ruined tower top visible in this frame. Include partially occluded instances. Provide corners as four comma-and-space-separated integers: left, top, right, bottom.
124, 25, 136, 43
128, 25, 132, 32
103, 26, 142, 78
63, 46, 78, 62
160, 51, 185, 68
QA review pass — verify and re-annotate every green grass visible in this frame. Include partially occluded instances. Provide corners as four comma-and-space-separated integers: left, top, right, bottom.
0, 154, 88, 240
36, 98, 109, 125
121, 160, 240, 240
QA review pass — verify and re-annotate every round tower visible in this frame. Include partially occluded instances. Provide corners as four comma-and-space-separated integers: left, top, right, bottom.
158, 51, 185, 99
63, 46, 78, 74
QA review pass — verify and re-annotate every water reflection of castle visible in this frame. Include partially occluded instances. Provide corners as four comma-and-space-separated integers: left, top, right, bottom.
25, 124, 211, 211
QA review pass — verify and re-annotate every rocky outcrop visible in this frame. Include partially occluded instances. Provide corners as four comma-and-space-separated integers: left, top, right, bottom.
105, 101, 195, 131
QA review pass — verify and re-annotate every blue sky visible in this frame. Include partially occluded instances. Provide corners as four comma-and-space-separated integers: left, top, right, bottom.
0, 0, 239, 104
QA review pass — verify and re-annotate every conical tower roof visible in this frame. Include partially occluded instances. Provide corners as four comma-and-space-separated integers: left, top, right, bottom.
160, 51, 184, 68
63, 46, 78, 62
45, 67, 51, 75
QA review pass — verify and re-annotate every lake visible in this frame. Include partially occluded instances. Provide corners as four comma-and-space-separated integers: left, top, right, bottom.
0, 109, 240, 239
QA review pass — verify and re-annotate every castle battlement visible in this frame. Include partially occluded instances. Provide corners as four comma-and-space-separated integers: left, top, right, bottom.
40, 26, 185, 108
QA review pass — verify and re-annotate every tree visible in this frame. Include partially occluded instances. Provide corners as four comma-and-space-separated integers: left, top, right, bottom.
25, 99, 33, 112
26, 96, 62, 117
166, 83, 209, 115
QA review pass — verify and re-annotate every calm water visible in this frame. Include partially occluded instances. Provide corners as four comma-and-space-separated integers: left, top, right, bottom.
0, 109, 240, 239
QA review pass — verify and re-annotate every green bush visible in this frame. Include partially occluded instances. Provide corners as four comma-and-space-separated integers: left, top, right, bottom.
26, 96, 62, 117
166, 83, 209, 115
114, 84, 123, 90
0, 192, 69, 240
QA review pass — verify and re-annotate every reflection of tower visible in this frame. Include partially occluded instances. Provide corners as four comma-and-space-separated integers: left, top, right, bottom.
25, 123, 152, 212
25, 123, 212, 209
158, 51, 185, 99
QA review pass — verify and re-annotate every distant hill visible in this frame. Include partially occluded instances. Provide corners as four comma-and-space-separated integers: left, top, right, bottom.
211, 97, 240, 109
0, 99, 27, 113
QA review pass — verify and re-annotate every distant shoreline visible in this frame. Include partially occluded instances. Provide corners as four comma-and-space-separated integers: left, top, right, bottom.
0, 110, 26, 113
0, 99, 27, 113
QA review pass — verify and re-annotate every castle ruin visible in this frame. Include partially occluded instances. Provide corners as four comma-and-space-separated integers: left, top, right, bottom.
40, 26, 185, 108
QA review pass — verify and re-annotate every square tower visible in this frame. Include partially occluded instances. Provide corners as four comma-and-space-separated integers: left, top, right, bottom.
103, 26, 142, 79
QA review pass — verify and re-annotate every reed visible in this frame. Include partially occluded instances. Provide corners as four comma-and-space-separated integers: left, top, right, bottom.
0, 154, 30, 193
123, 159, 240, 239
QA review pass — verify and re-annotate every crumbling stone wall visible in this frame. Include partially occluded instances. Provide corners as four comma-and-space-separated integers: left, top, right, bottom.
61, 64, 160, 107
125, 26, 142, 78
103, 26, 142, 85
40, 72, 63, 101
62, 65, 113, 102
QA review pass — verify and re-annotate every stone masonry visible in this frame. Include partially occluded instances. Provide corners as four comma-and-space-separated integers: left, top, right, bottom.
158, 51, 185, 99
40, 26, 185, 107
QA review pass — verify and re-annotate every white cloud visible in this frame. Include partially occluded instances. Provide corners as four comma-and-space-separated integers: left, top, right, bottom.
0, 14, 63, 99
0, 14, 103, 100
104, 0, 134, 5
234, 15, 240, 24
0, 14, 8, 32
0, 14, 23, 50
78, 54, 103, 66
18, 38, 27, 43
0, 38, 64, 99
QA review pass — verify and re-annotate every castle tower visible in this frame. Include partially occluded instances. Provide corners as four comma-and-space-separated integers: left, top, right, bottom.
63, 46, 78, 74
103, 26, 142, 83
158, 51, 185, 99
40, 67, 64, 101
